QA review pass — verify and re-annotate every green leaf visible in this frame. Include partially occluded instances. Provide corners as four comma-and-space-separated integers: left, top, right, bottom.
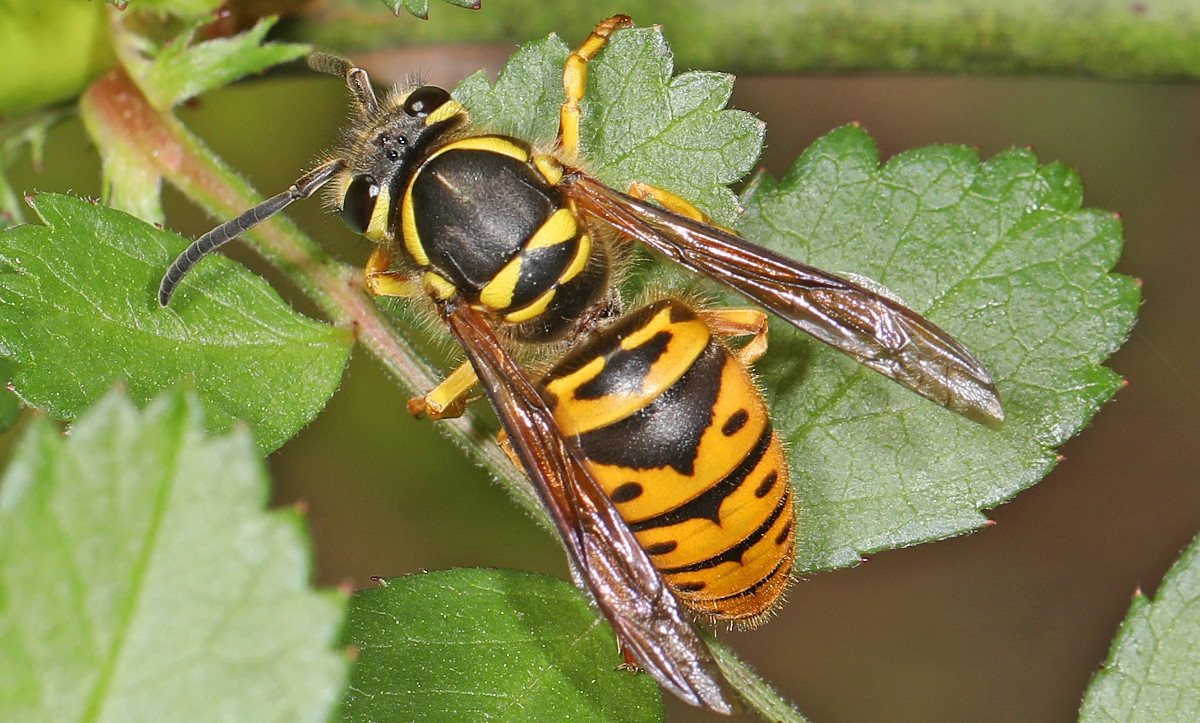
140, 17, 310, 111
0, 357, 19, 434
390, 0, 429, 18
0, 389, 348, 722
0, 194, 352, 452
457, 26, 763, 226
580, 27, 764, 227
338, 569, 663, 722
454, 36, 571, 146
1080, 533, 1200, 722
737, 126, 1138, 571
378, 0, 480, 19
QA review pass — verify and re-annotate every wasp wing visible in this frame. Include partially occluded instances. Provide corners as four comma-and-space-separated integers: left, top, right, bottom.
439, 300, 741, 715
565, 176, 1004, 428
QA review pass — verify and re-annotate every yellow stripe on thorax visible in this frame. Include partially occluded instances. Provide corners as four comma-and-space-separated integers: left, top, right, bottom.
526, 207, 578, 249
532, 153, 563, 185
560, 230, 591, 283
400, 184, 428, 266
504, 288, 557, 323
429, 135, 530, 162
423, 99, 465, 126
400, 135, 532, 268
364, 186, 391, 242
479, 207, 579, 312
478, 257, 524, 311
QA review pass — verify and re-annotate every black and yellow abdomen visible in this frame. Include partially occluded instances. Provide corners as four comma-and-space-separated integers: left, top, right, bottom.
400, 136, 609, 342
539, 299, 795, 623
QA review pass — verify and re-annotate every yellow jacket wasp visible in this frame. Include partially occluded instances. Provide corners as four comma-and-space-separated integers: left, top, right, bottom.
159, 16, 1002, 715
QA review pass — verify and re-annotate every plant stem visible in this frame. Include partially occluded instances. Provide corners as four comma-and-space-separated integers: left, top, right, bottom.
78, 64, 548, 528
293, 0, 1200, 82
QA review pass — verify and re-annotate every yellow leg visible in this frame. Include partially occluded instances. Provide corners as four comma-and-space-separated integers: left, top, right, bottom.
699, 308, 770, 366
627, 182, 709, 223
496, 430, 519, 470
361, 246, 475, 418
407, 360, 479, 420
364, 245, 419, 298
628, 181, 741, 234
559, 15, 634, 161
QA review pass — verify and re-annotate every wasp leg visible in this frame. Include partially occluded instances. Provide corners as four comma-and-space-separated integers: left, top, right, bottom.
496, 429, 519, 468
627, 181, 742, 234
627, 181, 710, 222
364, 246, 419, 298
559, 14, 634, 161
361, 246, 476, 418
699, 308, 770, 366
407, 360, 478, 419
617, 647, 642, 673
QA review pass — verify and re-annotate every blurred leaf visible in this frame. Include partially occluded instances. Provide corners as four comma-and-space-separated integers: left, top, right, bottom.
286, 2, 1200, 84
139, 17, 309, 110
1080, 533, 1200, 722
0, 194, 352, 452
93, 133, 166, 224
0, 389, 347, 722
93, 17, 305, 221
338, 569, 662, 722
1, 108, 72, 229
737, 127, 1139, 571
389, 0, 429, 18
0, 1, 110, 115
0, 174, 18, 231
109, 0, 224, 16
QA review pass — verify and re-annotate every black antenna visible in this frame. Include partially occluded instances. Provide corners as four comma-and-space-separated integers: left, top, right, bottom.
159, 53, 384, 307
308, 52, 378, 115
158, 158, 345, 306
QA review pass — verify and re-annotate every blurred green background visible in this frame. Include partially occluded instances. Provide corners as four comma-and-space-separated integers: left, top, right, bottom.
7, 34, 1199, 723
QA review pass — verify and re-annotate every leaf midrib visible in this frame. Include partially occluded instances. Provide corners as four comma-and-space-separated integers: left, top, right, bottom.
80, 415, 180, 723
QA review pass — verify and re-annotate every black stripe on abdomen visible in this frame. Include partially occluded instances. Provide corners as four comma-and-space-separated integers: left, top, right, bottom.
626, 422, 774, 532
658, 487, 791, 574
574, 342, 725, 476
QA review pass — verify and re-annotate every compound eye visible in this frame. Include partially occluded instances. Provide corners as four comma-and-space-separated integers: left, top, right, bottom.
340, 175, 379, 234
403, 86, 451, 118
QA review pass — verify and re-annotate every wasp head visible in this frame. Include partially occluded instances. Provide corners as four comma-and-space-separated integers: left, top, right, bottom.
309, 54, 468, 242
